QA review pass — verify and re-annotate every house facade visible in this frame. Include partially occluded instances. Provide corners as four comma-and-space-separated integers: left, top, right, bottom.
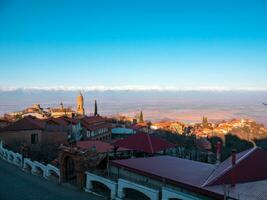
81, 116, 111, 141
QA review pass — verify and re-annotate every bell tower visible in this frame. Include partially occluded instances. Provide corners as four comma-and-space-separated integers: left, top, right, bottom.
76, 92, 85, 116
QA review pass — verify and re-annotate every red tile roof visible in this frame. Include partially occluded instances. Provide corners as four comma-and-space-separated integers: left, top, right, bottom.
81, 121, 111, 131
61, 117, 79, 125
112, 133, 176, 154
0, 116, 78, 132
80, 115, 111, 131
46, 117, 68, 126
0, 116, 45, 131
0, 118, 11, 123
76, 140, 128, 153
81, 116, 105, 124
204, 147, 267, 186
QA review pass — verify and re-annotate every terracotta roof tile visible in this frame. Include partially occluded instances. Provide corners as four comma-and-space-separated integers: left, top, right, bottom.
112, 133, 175, 154
1, 116, 45, 131
46, 117, 69, 126
76, 140, 128, 153
61, 117, 79, 125
81, 116, 105, 124
81, 121, 111, 131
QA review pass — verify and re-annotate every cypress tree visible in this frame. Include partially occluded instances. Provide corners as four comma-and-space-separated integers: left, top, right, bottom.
94, 100, 98, 116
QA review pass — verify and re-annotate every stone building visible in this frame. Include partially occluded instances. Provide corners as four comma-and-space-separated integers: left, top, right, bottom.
50, 92, 85, 118
58, 142, 114, 189
94, 147, 267, 200
81, 116, 111, 141
77, 92, 85, 116
0, 116, 68, 146
50, 102, 75, 118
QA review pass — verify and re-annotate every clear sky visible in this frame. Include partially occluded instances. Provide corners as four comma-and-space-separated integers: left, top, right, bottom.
0, 0, 267, 90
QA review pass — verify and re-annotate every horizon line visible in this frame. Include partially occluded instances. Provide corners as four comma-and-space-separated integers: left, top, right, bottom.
1, 85, 267, 92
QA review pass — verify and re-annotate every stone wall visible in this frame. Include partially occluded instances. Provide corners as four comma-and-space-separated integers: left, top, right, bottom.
0, 130, 42, 145
0, 130, 68, 147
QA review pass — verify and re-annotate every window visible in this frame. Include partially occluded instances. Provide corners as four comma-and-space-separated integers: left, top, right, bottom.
31, 134, 38, 144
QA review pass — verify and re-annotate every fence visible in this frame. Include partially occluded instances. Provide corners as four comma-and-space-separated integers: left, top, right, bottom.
0, 140, 60, 181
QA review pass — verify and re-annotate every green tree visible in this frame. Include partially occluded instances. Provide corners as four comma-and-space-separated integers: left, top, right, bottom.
94, 100, 98, 116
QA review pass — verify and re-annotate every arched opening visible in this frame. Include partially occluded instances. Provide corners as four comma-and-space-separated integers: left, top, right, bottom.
48, 170, 59, 182
24, 163, 32, 173
91, 181, 111, 198
124, 188, 150, 200
64, 156, 76, 184
34, 166, 44, 176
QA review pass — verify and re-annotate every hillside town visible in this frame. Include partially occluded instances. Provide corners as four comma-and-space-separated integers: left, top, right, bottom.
109, 114, 267, 142
1, 92, 267, 200
2, 0, 267, 199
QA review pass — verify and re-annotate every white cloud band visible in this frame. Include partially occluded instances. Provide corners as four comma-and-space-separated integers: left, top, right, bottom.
1, 85, 267, 92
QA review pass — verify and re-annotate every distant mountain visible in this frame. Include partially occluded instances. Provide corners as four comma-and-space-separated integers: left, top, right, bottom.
0, 90, 267, 126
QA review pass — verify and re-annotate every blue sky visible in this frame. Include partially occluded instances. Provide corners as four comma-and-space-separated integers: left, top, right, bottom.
0, 0, 267, 90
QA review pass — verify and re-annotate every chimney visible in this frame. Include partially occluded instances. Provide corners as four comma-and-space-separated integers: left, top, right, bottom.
231, 149, 237, 187
216, 141, 222, 164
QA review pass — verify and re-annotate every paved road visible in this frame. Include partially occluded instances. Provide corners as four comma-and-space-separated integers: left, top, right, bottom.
0, 158, 103, 200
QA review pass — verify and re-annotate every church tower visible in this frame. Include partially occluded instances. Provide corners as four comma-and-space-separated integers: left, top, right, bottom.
77, 92, 85, 116
202, 116, 209, 128
139, 111, 144, 123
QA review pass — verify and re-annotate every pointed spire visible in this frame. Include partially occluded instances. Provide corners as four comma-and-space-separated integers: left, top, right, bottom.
139, 111, 144, 123
94, 100, 98, 116
202, 116, 209, 127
